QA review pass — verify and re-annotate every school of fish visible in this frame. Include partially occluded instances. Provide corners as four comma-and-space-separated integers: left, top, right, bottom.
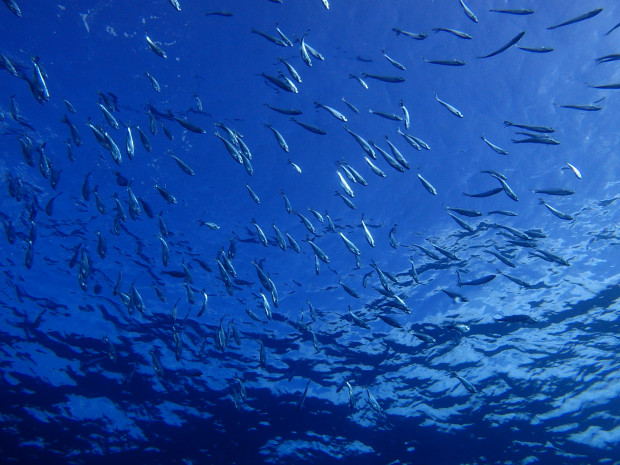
1, 1, 619, 463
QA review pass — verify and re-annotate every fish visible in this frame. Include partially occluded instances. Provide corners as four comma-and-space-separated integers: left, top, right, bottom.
410, 331, 436, 343
554, 103, 602, 111
264, 122, 289, 152
44, 193, 62, 216
31, 56, 50, 102
532, 188, 575, 196
3, 0, 21, 17
61, 115, 82, 146
159, 236, 170, 266
300, 34, 312, 67
246, 184, 260, 204
547, 8, 603, 30
275, 25, 293, 46
424, 58, 466, 66
587, 82, 620, 90
435, 93, 463, 118
304, 40, 324, 60
335, 191, 356, 210
286, 233, 301, 253
314, 102, 347, 121
604, 22, 620, 36
445, 206, 482, 217
339, 232, 360, 256
251, 28, 287, 46
517, 46, 554, 53
271, 223, 286, 250
563, 162, 582, 179
344, 75, 368, 92
511, 133, 560, 145
155, 185, 177, 204
340, 281, 360, 298
392, 28, 428, 40
307, 208, 324, 223
441, 289, 469, 303
457, 271, 496, 287
418, 170, 438, 195
411, 243, 441, 261
205, 11, 233, 17
361, 215, 375, 247
251, 220, 269, 247
459, 0, 478, 22
389, 225, 398, 249
214, 131, 242, 163
169, 0, 181, 11
173, 116, 206, 134
294, 211, 316, 234
485, 250, 515, 268
398, 100, 410, 129
364, 157, 386, 177
378, 314, 403, 329
504, 121, 555, 133
145, 72, 161, 92
260, 72, 298, 93
539, 199, 574, 221
0, 53, 18, 76
489, 8, 534, 15
481, 134, 508, 155
263, 103, 302, 115
447, 212, 475, 233
594, 53, 620, 64
491, 174, 519, 202
135, 125, 151, 152
371, 142, 404, 173
530, 249, 570, 266
300, 39, 323, 61
149, 109, 158, 136
146, 35, 167, 58
349, 306, 370, 329
478, 31, 526, 59
360, 72, 405, 83
277, 57, 302, 83
290, 117, 326, 135
260, 292, 272, 320
481, 169, 506, 180
368, 109, 403, 121
341, 97, 359, 114
343, 126, 375, 158
491, 223, 531, 241
339, 162, 367, 185
169, 152, 195, 176
397, 129, 421, 150
281, 190, 293, 213
286, 158, 301, 174
381, 49, 406, 70
384, 136, 409, 170
497, 271, 533, 289
432, 27, 472, 39
297, 379, 311, 411
451, 372, 477, 393
432, 243, 460, 261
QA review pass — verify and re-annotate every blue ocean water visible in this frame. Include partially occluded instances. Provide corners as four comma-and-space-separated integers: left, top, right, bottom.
1, 0, 619, 464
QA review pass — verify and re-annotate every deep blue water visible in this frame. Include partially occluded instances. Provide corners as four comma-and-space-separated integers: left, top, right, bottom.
1, 1, 619, 464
